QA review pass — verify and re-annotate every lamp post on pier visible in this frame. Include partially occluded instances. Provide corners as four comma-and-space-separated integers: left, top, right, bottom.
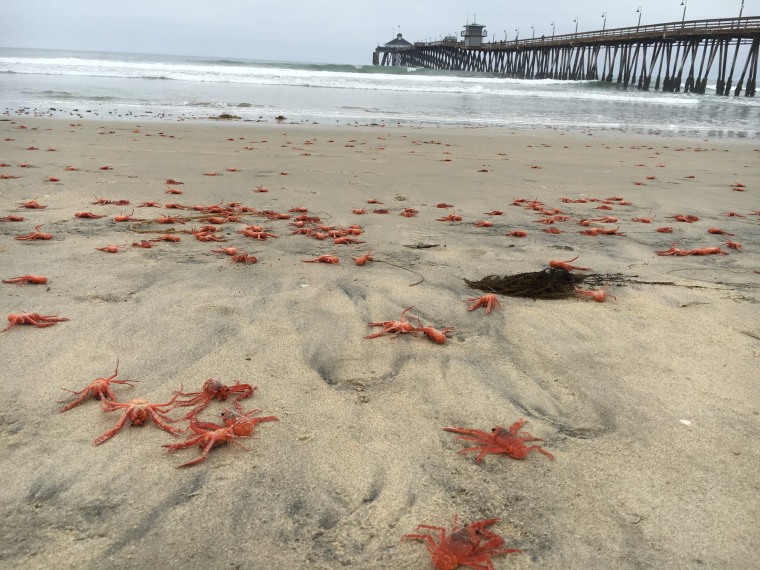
531, 25, 535, 40
681, 1, 687, 28
551, 21, 555, 38
573, 17, 579, 34
636, 7, 642, 31
503, 29, 508, 42
602, 12, 607, 31
515, 28, 519, 42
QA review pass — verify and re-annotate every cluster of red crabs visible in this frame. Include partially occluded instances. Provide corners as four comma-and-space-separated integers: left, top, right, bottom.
54, 358, 555, 567
58, 366, 278, 468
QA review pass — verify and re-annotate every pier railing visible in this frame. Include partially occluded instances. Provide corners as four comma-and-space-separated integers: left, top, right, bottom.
373, 16, 760, 96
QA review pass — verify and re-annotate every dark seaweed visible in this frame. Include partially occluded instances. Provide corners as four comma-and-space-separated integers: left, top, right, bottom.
464, 268, 585, 300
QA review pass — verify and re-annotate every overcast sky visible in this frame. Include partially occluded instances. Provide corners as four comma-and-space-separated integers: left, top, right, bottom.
4, 0, 758, 64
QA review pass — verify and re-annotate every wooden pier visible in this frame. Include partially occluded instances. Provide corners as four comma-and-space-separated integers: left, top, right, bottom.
373, 17, 760, 96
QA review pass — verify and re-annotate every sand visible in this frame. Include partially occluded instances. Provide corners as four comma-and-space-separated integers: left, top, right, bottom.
1, 116, 759, 569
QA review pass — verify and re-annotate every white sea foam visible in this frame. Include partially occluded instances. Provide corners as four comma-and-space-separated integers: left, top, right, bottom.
0, 55, 700, 103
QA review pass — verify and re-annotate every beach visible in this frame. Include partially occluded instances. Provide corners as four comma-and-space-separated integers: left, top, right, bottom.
1, 116, 759, 569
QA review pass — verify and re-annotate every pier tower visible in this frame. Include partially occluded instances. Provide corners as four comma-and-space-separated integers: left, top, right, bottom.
462, 22, 487, 48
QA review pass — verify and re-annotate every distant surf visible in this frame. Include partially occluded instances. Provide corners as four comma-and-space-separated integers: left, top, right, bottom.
1, 47, 758, 137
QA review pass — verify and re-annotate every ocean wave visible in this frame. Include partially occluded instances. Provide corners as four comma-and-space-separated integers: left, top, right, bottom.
0, 61, 707, 106
23, 89, 117, 102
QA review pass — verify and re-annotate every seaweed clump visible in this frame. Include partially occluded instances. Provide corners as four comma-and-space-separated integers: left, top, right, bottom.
210, 113, 241, 120
464, 268, 585, 300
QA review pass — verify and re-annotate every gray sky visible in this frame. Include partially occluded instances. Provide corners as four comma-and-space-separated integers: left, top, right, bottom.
4, 0, 758, 64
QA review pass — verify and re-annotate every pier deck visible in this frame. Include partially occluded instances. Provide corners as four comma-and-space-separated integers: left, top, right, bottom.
373, 17, 760, 96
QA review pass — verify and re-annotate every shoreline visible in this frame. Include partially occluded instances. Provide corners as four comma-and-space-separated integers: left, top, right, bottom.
6, 105, 760, 141
1, 116, 758, 569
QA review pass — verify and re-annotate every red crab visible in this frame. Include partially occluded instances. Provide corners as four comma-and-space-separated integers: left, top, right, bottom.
93, 394, 183, 445
668, 214, 699, 223
212, 247, 238, 256
415, 323, 455, 345
155, 215, 187, 224
442, 419, 554, 462
465, 294, 501, 315
353, 250, 373, 266
574, 285, 615, 303
163, 407, 278, 468
2, 275, 48, 285
303, 254, 339, 264
20, 198, 46, 209
92, 197, 130, 205
216, 401, 277, 437
174, 379, 254, 419
96, 244, 124, 253
723, 238, 742, 251
241, 229, 278, 240
231, 252, 258, 263
707, 228, 734, 236
402, 515, 520, 570
151, 234, 181, 243
333, 237, 364, 245
365, 306, 417, 339
437, 213, 463, 222
549, 256, 590, 271
655, 243, 727, 256
112, 210, 144, 222
2, 312, 69, 332
15, 225, 52, 240
655, 243, 688, 256
59, 361, 136, 412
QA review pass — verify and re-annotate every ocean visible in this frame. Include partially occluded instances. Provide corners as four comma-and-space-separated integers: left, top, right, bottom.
2, 47, 759, 138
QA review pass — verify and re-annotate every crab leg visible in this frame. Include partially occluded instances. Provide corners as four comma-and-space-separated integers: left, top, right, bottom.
93, 412, 131, 445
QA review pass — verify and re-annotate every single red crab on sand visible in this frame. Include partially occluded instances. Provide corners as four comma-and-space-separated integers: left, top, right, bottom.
402, 515, 521, 570
442, 419, 554, 462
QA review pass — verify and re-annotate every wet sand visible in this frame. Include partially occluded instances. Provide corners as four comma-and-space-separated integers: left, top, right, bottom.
1, 117, 759, 569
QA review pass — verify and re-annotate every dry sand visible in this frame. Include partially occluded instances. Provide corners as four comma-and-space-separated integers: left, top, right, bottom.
1, 116, 759, 569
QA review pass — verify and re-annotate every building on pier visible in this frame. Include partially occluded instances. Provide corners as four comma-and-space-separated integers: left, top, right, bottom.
462, 22, 487, 48
384, 33, 412, 49
373, 33, 413, 66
